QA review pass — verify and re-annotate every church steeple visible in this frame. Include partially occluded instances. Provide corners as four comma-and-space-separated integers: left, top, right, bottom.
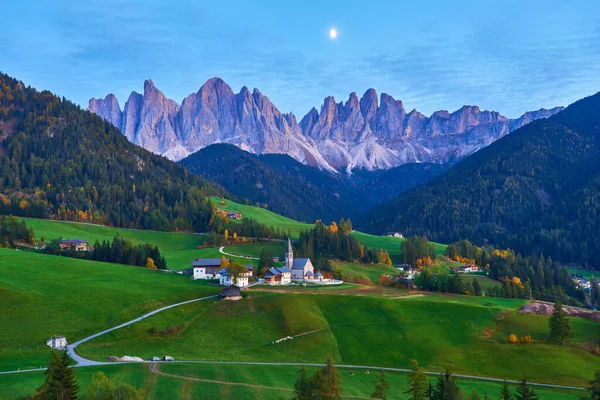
285, 238, 293, 269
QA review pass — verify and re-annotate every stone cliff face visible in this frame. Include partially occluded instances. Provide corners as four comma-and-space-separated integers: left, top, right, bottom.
88, 78, 563, 173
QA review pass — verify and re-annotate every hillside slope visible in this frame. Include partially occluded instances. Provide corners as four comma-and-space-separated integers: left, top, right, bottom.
359, 92, 600, 265
180, 144, 446, 222
0, 72, 224, 231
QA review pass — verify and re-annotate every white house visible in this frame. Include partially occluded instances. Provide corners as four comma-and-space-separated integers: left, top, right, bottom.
218, 265, 253, 287
46, 335, 68, 349
285, 239, 316, 280
192, 258, 225, 279
264, 267, 292, 285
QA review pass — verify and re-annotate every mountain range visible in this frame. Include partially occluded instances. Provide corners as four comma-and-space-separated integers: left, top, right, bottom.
88, 78, 563, 173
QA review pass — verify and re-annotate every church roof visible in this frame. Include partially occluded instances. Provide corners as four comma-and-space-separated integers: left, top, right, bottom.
286, 238, 293, 255
315, 272, 323, 277
292, 258, 311, 270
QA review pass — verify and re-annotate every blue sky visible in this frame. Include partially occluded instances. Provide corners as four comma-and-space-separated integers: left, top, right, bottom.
1, 0, 599, 117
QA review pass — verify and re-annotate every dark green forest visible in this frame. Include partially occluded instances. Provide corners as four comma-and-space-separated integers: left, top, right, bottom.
0, 73, 224, 232
180, 143, 445, 223
360, 92, 600, 266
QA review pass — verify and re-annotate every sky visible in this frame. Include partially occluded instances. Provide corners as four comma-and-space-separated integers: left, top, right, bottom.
1, 0, 599, 118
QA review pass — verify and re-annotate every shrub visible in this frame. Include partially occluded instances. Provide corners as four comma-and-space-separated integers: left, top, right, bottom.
508, 333, 520, 344
522, 334, 532, 343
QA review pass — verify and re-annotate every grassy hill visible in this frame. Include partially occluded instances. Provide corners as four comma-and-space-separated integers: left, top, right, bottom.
0, 249, 219, 371
77, 291, 599, 387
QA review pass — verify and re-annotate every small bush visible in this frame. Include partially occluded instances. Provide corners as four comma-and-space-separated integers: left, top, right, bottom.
522, 334, 532, 343
508, 333, 519, 344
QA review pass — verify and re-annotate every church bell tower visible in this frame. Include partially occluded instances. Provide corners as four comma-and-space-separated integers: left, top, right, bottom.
285, 238, 293, 269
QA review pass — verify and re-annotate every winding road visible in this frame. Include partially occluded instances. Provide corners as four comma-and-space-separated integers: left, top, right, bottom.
218, 246, 259, 260
2, 292, 586, 392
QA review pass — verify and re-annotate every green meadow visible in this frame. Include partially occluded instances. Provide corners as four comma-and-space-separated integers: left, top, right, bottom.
209, 196, 313, 238
0, 362, 584, 400
78, 291, 599, 387
0, 249, 219, 371
332, 260, 399, 283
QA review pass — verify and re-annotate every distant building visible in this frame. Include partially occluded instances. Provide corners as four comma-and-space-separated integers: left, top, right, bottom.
226, 211, 243, 220
453, 264, 479, 273
192, 258, 226, 279
60, 239, 89, 251
272, 256, 280, 262
46, 335, 67, 349
220, 285, 242, 300
218, 265, 253, 287
383, 232, 404, 238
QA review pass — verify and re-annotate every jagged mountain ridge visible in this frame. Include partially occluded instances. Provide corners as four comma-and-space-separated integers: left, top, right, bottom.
89, 78, 563, 172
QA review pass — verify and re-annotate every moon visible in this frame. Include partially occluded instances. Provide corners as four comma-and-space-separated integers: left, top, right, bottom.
329, 28, 338, 40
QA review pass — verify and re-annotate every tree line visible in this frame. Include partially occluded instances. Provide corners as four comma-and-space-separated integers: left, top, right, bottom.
0, 215, 35, 248
294, 220, 391, 271
446, 240, 584, 305
43, 235, 167, 269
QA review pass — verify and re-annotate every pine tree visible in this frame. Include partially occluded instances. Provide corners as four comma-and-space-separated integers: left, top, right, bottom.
499, 380, 513, 400
371, 369, 390, 399
472, 278, 482, 296
514, 378, 539, 400
293, 368, 312, 400
548, 301, 573, 344
470, 388, 482, 400
35, 351, 79, 400
584, 371, 600, 400
431, 369, 462, 400
406, 359, 427, 400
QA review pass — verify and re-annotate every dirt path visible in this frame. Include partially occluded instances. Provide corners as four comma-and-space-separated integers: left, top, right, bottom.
148, 363, 370, 399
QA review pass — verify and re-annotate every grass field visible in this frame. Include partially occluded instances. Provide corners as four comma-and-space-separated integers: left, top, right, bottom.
332, 260, 399, 283
351, 231, 447, 264
209, 197, 313, 238
461, 273, 501, 290
77, 291, 599, 386
0, 362, 584, 400
567, 267, 599, 279
0, 249, 219, 371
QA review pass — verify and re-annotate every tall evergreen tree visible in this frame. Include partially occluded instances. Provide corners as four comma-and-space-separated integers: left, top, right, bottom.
35, 351, 79, 400
472, 278, 483, 296
406, 360, 428, 400
371, 369, 390, 400
548, 301, 573, 344
431, 369, 462, 400
499, 380, 513, 400
514, 378, 539, 400
584, 371, 600, 400
293, 368, 312, 400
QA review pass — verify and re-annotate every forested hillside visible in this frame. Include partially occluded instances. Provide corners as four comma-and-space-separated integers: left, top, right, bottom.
0, 73, 224, 231
180, 144, 445, 222
360, 92, 600, 265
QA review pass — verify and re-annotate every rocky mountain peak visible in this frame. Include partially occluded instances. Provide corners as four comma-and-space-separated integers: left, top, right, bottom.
89, 78, 563, 172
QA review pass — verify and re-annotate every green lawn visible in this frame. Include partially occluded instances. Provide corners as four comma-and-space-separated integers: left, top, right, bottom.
567, 267, 599, 279
461, 273, 501, 290
222, 241, 286, 259
351, 232, 447, 264
0, 362, 583, 400
209, 197, 313, 238
0, 249, 220, 371
77, 291, 599, 386
332, 260, 399, 283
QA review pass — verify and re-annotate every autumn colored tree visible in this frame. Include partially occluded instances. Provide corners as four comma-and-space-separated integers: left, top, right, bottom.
145, 257, 156, 270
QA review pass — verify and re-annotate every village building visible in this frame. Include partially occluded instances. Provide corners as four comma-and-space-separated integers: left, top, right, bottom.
192, 258, 226, 279
383, 232, 404, 238
218, 265, 253, 287
264, 267, 292, 285
46, 335, 68, 349
220, 285, 242, 301
285, 239, 316, 280
226, 211, 243, 220
453, 264, 479, 273
60, 239, 90, 251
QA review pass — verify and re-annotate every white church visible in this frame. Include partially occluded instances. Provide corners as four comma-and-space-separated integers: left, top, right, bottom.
264, 239, 322, 285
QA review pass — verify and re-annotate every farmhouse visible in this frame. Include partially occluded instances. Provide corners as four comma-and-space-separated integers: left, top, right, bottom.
220, 285, 242, 301
46, 335, 68, 349
453, 264, 479, 273
218, 265, 253, 287
285, 238, 315, 280
60, 239, 89, 251
264, 267, 292, 285
226, 211, 243, 220
383, 232, 404, 238
192, 258, 226, 279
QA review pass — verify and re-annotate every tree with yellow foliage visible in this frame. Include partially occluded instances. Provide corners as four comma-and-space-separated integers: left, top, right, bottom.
145, 257, 156, 270
328, 222, 338, 234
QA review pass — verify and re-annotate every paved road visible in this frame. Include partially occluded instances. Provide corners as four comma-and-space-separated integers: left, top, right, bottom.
66, 294, 219, 366
219, 246, 260, 260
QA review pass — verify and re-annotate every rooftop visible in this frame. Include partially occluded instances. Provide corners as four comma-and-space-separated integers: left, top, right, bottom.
192, 258, 224, 267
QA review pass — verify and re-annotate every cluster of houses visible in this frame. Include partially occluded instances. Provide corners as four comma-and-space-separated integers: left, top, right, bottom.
383, 232, 404, 238
215, 209, 243, 220
191, 239, 324, 289
572, 276, 592, 291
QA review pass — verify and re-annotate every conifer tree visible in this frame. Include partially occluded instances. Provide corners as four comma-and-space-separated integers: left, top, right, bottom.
499, 380, 513, 400
371, 369, 390, 400
406, 360, 427, 400
584, 371, 600, 400
548, 301, 573, 344
514, 378, 539, 400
